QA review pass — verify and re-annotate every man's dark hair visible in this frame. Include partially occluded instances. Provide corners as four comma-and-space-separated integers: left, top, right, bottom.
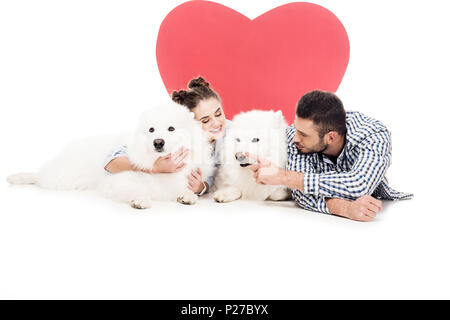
296, 90, 347, 138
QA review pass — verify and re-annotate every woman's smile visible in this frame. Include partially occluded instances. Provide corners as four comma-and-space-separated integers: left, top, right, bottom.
209, 125, 223, 134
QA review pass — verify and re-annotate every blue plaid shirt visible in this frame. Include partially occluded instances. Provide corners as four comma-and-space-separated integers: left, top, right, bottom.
286, 111, 413, 214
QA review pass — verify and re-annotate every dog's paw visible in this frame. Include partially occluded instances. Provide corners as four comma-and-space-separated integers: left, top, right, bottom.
177, 190, 198, 205
213, 188, 241, 203
130, 197, 152, 209
6, 172, 37, 185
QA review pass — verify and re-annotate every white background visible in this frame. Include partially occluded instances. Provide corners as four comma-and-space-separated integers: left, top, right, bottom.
0, 0, 449, 299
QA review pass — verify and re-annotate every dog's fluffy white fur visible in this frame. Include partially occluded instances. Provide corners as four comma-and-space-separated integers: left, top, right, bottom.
7, 101, 214, 209
213, 110, 290, 202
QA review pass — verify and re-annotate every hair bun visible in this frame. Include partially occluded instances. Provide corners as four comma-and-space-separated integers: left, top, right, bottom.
188, 76, 209, 89
171, 90, 188, 104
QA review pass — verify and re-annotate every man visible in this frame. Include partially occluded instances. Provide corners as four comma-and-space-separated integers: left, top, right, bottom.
248, 90, 413, 222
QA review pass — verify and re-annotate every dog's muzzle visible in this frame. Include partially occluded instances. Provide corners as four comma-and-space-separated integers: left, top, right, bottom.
235, 152, 251, 167
153, 139, 165, 152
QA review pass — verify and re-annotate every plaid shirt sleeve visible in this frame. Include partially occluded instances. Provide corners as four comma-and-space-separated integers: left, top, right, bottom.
205, 168, 217, 190
303, 129, 392, 200
291, 189, 331, 214
286, 126, 331, 214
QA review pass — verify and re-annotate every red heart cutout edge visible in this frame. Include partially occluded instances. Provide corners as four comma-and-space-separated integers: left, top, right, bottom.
156, 0, 350, 123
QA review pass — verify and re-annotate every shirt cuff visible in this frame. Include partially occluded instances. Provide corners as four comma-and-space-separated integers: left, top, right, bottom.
205, 175, 215, 190
317, 196, 331, 214
303, 172, 320, 196
291, 189, 331, 214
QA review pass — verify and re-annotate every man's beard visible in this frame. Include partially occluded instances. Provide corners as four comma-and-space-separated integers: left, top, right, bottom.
296, 139, 328, 155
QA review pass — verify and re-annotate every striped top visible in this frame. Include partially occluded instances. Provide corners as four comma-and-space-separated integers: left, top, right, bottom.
286, 111, 413, 214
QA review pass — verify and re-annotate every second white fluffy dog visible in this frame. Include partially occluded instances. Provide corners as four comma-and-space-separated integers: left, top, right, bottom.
213, 110, 290, 202
7, 102, 214, 209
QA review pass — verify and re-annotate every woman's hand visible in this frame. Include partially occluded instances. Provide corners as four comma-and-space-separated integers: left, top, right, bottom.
188, 168, 205, 194
151, 147, 189, 173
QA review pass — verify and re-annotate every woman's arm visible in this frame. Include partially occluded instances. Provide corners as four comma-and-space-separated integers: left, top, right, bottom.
105, 156, 150, 173
104, 147, 189, 174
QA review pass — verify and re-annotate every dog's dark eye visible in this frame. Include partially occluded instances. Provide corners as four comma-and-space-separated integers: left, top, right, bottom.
149, 127, 155, 133
252, 138, 260, 143
168, 126, 175, 132
236, 138, 240, 142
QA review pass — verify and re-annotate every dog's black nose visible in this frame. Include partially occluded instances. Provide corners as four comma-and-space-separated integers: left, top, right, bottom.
235, 152, 246, 162
153, 139, 165, 150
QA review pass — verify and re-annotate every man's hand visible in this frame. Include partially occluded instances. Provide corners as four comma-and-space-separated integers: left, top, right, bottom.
246, 153, 284, 186
347, 195, 382, 221
187, 168, 206, 194
246, 153, 304, 190
151, 147, 189, 173
327, 195, 383, 222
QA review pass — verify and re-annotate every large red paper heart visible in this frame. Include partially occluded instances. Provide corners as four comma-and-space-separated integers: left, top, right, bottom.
156, 1, 349, 123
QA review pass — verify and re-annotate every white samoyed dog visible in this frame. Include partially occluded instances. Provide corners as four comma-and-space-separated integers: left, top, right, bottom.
7, 101, 214, 209
213, 110, 290, 202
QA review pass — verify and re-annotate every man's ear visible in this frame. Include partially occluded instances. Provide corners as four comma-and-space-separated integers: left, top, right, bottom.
326, 131, 339, 144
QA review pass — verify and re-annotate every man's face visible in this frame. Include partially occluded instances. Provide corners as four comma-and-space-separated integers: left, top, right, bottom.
293, 116, 327, 154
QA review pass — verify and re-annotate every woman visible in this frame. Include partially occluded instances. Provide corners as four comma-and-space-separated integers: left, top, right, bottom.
104, 77, 229, 195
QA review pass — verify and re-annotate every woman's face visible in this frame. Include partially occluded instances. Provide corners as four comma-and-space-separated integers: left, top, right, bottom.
193, 98, 226, 141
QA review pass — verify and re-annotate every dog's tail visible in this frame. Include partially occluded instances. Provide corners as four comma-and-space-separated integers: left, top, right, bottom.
6, 172, 38, 185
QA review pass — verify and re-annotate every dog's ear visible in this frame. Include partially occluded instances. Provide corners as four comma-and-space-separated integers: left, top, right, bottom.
275, 110, 286, 127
